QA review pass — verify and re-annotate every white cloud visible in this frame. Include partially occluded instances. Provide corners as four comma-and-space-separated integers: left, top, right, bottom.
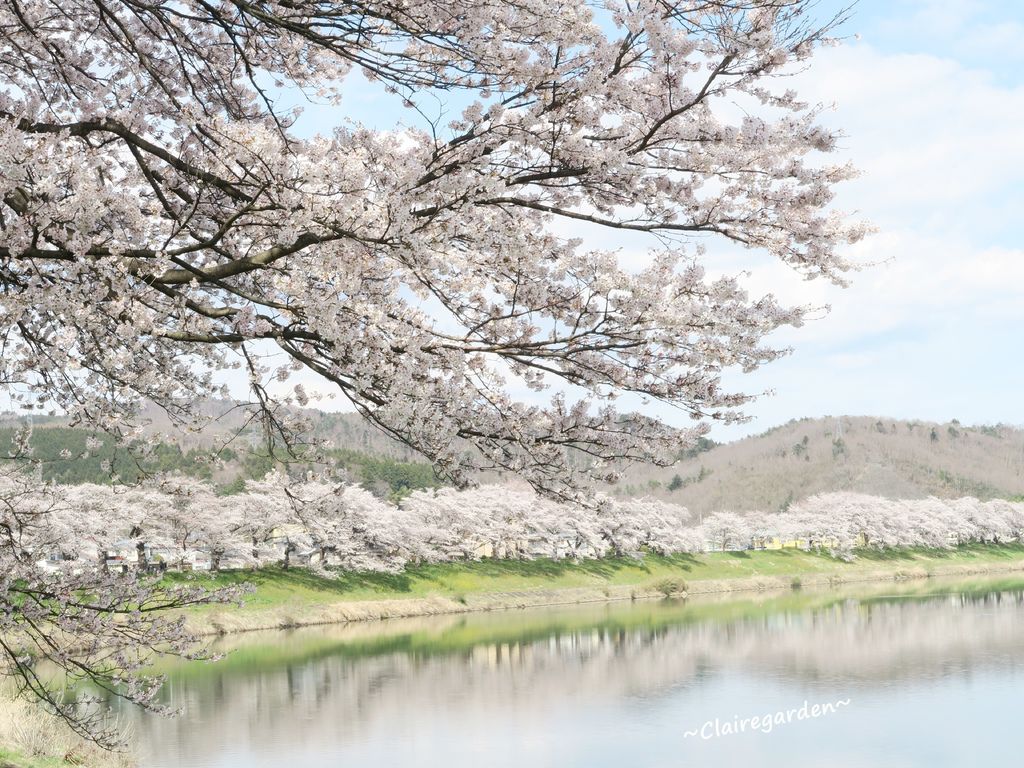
696, 37, 1024, 437
801, 47, 1024, 224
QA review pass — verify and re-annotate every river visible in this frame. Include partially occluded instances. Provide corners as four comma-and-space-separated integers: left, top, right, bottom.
118, 575, 1024, 767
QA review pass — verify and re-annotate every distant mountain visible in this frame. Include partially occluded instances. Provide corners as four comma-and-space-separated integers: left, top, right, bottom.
616, 416, 1024, 515
6, 405, 1024, 512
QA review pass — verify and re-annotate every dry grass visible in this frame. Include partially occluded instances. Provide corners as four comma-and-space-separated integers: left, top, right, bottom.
0, 693, 135, 768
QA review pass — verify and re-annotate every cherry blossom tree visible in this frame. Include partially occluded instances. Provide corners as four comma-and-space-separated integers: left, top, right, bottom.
0, 0, 867, 499
399, 486, 493, 561
589, 496, 691, 556
0, 1, 875, 732
610, 497, 696, 555
233, 473, 298, 567
0, 463, 239, 749
188, 491, 247, 572
149, 475, 222, 568
288, 479, 408, 571
700, 511, 751, 551
59, 483, 120, 568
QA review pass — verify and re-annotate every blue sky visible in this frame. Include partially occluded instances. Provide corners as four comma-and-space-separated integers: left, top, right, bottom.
255, 1, 1024, 442
703, 0, 1024, 438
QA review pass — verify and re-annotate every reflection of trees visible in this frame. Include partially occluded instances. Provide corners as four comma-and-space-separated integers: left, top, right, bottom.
122, 590, 1024, 766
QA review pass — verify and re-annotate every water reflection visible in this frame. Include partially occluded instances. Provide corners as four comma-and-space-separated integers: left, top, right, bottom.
121, 577, 1024, 767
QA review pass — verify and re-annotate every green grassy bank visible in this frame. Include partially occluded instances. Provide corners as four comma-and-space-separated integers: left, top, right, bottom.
0, 739, 128, 768
171, 543, 1024, 633
0, 748, 59, 768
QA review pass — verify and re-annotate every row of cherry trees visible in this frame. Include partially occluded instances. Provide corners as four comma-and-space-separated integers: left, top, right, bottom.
6, 468, 1024, 746
29, 477, 1024, 575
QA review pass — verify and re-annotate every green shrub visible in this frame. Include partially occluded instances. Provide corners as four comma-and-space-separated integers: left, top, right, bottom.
653, 578, 687, 597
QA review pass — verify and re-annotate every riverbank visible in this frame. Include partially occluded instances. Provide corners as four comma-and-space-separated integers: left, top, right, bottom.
7, 546, 1024, 767
0, 695, 132, 768
175, 543, 1024, 635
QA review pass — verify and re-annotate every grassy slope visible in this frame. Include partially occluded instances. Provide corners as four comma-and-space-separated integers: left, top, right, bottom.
0, 749, 62, 768
169, 543, 1024, 614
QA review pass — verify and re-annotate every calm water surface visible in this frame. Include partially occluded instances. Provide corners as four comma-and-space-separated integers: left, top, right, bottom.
119, 576, 1024, 767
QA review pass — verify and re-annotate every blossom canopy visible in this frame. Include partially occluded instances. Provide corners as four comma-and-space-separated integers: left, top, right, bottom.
0, 0, 866, 495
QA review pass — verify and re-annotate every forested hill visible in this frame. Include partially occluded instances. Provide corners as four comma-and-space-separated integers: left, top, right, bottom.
4, 406, 1024, 512
616, 416, 1024, 515
0, 405, 439, 498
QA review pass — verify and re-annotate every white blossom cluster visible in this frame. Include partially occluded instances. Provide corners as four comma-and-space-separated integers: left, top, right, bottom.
25, 478, 1024, 576
0, 0, 868, 497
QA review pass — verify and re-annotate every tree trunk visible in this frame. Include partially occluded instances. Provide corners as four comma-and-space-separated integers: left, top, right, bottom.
136, 541, 148, 572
